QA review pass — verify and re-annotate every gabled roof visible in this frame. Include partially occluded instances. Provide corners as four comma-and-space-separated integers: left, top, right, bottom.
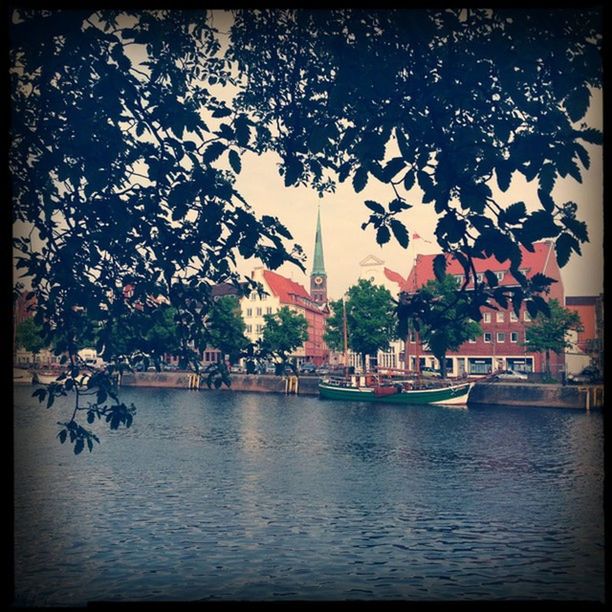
405, 241, 557, 291
263, 269, 311, 303
359, 254, 385, 267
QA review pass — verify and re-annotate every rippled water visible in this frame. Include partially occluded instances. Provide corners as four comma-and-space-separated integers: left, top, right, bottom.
13, 385, 604, 604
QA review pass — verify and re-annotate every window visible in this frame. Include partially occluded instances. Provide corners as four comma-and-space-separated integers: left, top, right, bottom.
496, 271, 504, 281
256, 307, 262, 316
524, 311, 531, 322
261, 294, 267, 301
497, 332, 505, 343
256, 324, 263, 333
250, 294, 257, 301
483, 312, 491, 323
266, 307, 272, 315
246, 324, 252, 333
468, 337, 476, 343
409, 331, 417, 343
476, 273, 484, 283
510, 332, 519, 343
484, 332, 492, 343
496, 312, 504, 323
246, 308, 252, 317
509, 312, 518, 322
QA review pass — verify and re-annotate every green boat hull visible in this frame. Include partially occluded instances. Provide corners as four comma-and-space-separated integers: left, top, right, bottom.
318, 381, 473, 406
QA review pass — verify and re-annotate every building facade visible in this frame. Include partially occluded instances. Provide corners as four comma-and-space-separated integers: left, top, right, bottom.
240, 206, 330, 366
399, 240, 565, 376
565, 294, 604, 374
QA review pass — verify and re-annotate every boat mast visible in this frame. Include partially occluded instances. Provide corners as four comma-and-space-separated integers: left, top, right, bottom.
342, 296, 349, 379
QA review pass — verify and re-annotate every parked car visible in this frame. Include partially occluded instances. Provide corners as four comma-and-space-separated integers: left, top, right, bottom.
567, 366, 601, 384
494, 369, 529, 381
420, 366, 441, 378
299, 363, 317, 375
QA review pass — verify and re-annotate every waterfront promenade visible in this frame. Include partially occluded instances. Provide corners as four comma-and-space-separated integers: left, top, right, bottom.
117, 371, 604, 411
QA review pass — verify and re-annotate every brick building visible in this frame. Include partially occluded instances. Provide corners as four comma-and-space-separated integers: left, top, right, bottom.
392, 240, 565, 376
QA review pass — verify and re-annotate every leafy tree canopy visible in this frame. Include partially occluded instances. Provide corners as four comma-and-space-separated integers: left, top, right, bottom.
325, 279, 397, 370
206, 295, 249, 364
412, 275, 482, 378
15, 318, 46, 354
524, 298, 583, 377
259, 306, 308, 367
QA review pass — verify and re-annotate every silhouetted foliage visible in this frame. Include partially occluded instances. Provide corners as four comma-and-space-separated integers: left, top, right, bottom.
409, 275, 482, 379
229, 8, 602, 327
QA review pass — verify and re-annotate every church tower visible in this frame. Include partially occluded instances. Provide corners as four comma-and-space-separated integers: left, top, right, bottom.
310, 205, 327, 304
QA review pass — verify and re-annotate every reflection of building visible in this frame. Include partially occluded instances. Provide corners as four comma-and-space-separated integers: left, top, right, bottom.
397, 241, 565, 376
565, 294, 604, 374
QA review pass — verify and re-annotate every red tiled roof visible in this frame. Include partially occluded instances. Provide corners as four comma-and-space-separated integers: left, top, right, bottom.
383, 267, 410, 292
405, 241, 556, 290
263, 269, 311, 304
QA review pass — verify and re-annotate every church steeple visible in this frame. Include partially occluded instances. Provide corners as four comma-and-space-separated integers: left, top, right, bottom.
310, 205, 327, 304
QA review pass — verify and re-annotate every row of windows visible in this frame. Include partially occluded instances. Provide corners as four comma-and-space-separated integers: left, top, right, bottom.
482, 311, 531, 323
245, 307, 273, 317
453, 269, 528, 284
249, 293, 268, 301
246, 324, 264, 333
474, 331, 521, 343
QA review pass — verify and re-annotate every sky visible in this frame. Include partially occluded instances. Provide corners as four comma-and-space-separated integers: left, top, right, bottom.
234, 88, 604, 302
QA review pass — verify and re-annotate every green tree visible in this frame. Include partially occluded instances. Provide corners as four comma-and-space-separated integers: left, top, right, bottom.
206, 296, 249, 364
325, 279, 397, 372
15, 318, 46, 354
524, 298, 583, 379
414, 275, 482, 379
260, 306, 308, 371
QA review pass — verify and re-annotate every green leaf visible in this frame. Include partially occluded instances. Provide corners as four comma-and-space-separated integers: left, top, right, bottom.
376, 225, 390, 245
403, 169, 415, 191
212, 106, 233, 118
284, 157, 303, 187
228, 149, 241, 174
433, 254, 447, 281
353, 167, 369, 193
555, 232, 581, 267
502, 201, 527, 225
496, 161, 512, 192
380, 156, 405, 182
390, 219, 409, 248
565, 85, 590, 122
203, 141, 226, 164
364, 200, 385, 214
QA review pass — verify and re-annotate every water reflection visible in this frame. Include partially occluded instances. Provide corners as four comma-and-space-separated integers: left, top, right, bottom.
14, 386, 604, 604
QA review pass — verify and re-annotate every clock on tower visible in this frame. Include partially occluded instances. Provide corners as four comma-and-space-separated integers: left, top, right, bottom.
310, 206, 327, 304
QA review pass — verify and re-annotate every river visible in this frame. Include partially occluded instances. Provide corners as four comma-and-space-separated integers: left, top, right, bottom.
13, 385, 604, 604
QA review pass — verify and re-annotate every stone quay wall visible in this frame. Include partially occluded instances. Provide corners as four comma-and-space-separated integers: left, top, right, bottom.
118, 372, 602, 410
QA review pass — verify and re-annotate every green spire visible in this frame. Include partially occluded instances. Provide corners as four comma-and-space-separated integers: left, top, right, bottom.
311, 205, 326, 276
